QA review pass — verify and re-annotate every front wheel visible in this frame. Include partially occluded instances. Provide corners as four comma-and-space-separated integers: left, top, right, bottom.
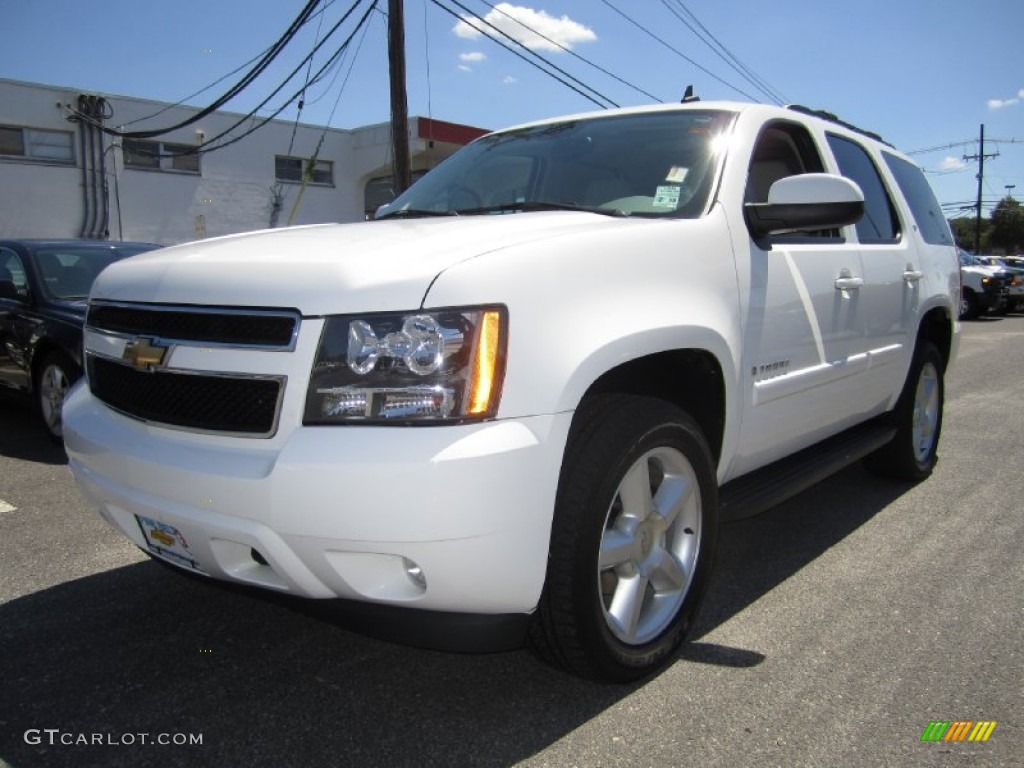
36, 350, 79, 442
864, 342, 944, 481
530, 395, 718, 682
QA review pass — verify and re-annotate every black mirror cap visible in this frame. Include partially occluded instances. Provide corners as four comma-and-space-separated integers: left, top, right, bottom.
743, 200, 864, 238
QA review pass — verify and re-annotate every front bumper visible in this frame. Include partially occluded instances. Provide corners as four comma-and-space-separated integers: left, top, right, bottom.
64, 383, 571, 615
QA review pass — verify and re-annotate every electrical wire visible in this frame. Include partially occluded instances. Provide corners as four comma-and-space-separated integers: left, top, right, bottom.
598, 0, 759, 102
118, 0, 343, 128
431, 0, 616, 109
116, 0, 326, 138
661, 0, 785, 105
164, 0, 378, 158
474, 0, 662, 103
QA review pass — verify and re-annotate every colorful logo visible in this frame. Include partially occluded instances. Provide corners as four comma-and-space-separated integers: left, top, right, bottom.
921, 721, 997, 742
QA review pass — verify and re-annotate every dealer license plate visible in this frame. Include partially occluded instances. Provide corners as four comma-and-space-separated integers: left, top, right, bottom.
135, 515, 204, 573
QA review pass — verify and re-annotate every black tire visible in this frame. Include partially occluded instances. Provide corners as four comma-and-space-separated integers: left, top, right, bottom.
529, 395, 718, 682
35, 349, 79, 443
959, 289, 979, 320
864, 342, 944, 481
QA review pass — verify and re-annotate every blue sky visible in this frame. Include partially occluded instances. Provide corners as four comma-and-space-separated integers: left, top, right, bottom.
4, 0, 1022, 214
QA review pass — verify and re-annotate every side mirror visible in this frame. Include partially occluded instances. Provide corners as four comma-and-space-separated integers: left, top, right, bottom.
744, 173, 864, 238
0, 279, 20, 301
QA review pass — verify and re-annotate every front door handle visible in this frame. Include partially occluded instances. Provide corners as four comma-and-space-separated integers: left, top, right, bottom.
834, 268, 864, 291
903, 266, 924, 282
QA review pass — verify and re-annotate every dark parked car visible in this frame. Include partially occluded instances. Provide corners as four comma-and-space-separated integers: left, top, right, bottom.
0, 239, 159, 439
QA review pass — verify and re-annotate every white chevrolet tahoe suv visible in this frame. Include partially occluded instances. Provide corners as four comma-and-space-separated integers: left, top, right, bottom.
64, 102, 959, 681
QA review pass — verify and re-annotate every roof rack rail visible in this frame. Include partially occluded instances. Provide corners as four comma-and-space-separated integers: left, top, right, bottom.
785, 104, 892, 147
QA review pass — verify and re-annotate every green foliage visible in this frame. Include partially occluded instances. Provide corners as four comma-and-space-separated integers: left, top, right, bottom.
949, 216, 991, 252
989, 197, 1024, 254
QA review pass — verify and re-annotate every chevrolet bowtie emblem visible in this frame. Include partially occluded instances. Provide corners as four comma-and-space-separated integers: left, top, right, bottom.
122, 338, 168, 370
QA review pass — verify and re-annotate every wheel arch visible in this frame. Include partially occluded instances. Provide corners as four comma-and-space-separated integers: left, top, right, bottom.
916, 305, 954, 372
573, 348, 728, 466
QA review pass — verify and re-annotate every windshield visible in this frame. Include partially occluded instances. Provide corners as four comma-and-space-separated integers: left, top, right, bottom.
377, 109, 736, 220
32, 244, 155, 300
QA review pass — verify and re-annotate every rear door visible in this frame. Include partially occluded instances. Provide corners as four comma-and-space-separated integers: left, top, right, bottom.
825, 132, 915, 401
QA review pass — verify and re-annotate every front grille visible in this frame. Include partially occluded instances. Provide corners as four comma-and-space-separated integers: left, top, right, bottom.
88, 356, 283, 436
87, 303, 298, 348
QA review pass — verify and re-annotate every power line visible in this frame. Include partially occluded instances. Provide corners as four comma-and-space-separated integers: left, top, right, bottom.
162, 0, 379, 158
474, 0, 662, 103
118, 0, 344, 128
661, 0, 784, 105
598, 0, 759, 102
430, 0, 616, 109
112, 0, 326, 139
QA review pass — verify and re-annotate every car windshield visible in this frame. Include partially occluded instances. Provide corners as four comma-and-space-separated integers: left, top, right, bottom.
32, 244, 155, 300
377, 109, 736, 220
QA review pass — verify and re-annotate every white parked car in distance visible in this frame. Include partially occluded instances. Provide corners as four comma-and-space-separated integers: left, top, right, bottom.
64, 101, 960, 681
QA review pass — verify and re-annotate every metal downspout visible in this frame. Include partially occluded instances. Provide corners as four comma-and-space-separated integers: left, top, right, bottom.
77, 96, 92, 238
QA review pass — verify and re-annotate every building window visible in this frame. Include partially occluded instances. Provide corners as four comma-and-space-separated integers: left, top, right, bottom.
0, 125, 75, 164
275, 155, 333, 185
364, 171, 429, 217
123, 139, 200, 174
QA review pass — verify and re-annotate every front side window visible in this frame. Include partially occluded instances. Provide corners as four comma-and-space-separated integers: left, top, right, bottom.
377, 110, 737, 220
0, 248, 30, 301
123, 139, 200, 174
827, 134, 899, 243
0, 125, 74, 164
275, 155, 334, 185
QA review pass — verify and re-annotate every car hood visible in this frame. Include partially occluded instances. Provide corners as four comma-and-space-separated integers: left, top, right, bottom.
89, 215, 639, 315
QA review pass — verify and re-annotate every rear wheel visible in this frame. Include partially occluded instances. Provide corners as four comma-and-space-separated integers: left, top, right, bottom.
530, 395, 718, 682
864, 342, 944, 481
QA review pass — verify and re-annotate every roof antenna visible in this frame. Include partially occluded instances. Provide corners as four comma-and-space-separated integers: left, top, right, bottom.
681, 85, 700, 103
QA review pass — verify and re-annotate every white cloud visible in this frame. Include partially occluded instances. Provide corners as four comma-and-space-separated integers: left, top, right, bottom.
459, 52, 487, 63
939, 156, 966, 171
453, 3, 596, 52
988, 88, 1023, 109
458, 64, 472, 72
503, 76, 518, 84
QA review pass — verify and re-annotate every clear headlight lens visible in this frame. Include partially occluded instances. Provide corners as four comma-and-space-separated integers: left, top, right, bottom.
304, 306, 507, 424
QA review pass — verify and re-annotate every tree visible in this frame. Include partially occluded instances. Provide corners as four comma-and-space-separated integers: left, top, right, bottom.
989, 196, 1024, 254
949, 216, 991, 252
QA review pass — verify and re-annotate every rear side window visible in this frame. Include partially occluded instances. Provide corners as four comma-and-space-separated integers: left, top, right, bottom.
827, 134, 899, 243
882, 153, 954, 246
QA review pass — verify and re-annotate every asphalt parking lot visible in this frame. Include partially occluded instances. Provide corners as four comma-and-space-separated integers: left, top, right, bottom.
1, 318, 1021, 768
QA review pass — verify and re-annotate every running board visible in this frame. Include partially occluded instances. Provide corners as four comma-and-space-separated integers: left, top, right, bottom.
719, 420, 896, 523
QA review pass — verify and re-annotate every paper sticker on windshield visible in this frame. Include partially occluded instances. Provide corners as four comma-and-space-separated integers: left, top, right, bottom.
654, 185, 681, 208
665, 166, 689, 183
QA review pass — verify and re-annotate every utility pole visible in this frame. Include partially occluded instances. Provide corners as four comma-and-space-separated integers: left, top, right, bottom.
388, 0, 412, 196
963, 124, 999, 253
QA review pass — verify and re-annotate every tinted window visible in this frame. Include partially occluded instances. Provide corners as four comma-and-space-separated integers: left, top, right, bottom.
827, 134, 899, 243
883, 153, 954, 246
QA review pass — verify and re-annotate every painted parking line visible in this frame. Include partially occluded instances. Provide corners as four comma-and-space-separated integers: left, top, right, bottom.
0, 499, 16, 513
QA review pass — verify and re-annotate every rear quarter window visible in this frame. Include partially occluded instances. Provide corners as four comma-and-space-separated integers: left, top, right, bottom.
882, 153, 954, 246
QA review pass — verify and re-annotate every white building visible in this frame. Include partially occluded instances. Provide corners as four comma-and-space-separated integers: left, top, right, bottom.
0, 78, 486, 244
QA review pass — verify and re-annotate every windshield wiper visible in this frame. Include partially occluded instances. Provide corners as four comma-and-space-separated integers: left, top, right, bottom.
456, 201, 629, 218
376, 208, 460, 220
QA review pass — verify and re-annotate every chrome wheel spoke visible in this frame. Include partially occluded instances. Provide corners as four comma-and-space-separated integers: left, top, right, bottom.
599, 528, 637, 569
607, 573, 648, 640
654, 474, 693, 531
618, 459, 654, 522
649, 549, 687, 593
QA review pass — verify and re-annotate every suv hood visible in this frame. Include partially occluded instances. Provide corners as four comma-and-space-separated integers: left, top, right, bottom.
90, 215, 639, 315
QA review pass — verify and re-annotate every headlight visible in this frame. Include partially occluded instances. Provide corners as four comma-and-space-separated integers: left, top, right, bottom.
304, 306, 507, 424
